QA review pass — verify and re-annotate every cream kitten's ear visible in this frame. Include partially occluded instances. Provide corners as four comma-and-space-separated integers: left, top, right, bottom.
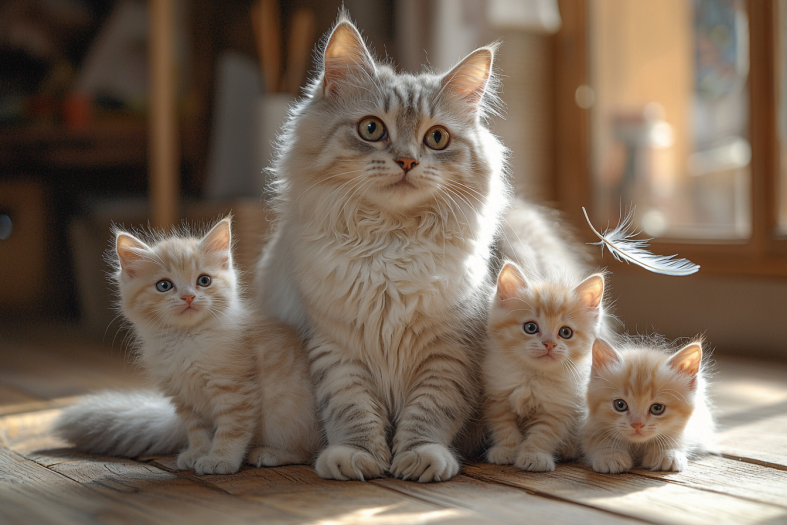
496, 262, 528, 302
442, 46, 495, 111
667, 343, 702, 377
592, 339, 620, 370
116, 233, 151, 277
322, 16, 376, 97
200, 218, 232, 267
575, 274, 605, 309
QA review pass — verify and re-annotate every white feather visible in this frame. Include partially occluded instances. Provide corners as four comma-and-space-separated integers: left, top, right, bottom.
582, 207, 700, 276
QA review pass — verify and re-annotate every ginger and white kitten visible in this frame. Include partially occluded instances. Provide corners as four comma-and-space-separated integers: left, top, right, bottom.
484, 261, 605, 471
55, 219, 319, 474
255, 13, 508, 482
581, 338, 715, 473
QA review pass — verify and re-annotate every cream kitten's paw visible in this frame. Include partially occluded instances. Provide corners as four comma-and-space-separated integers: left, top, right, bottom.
248, 446, 307, 467
390, 443, 459, 483
315, 445, 386, 481
642, 449, 688, 472
176, 448, 207, 470
486, 445, 518, 465
590, 450, 633, 474
194, 455, 241, 475
514, 449, 555, 472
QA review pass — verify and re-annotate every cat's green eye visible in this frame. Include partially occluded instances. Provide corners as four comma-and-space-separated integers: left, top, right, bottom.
613, 399, 628, 412
197, 275, 211, 287
650, 403, 666, 415
558, 326, 573, 339
424, 125, 450, 150
523, 322, 539, 334
358, 117, 386, 141
156, 279, 173, 292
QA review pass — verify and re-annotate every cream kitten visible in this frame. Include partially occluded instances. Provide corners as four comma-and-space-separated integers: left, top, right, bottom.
484, 261, 605, 471
55, 218, 319, 474
581, 337, 715, 473
255, 13, 508, 482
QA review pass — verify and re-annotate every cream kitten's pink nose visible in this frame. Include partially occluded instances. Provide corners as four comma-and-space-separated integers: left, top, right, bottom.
631, 422, 644, 431
182, 295, 195, 304
395, 157, 419, 172
542, 340, 556, 351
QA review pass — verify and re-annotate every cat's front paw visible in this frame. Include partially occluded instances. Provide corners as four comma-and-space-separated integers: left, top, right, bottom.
390, 443, 459, 483
194, 455, 242, 475
315, 445, 386, 481
248, 446, 308, 467
642, 449, 688, 472
176, 448, 206, 470
487, 445, 518, 465
514, 449, 555, 472
590, 451, 633, 474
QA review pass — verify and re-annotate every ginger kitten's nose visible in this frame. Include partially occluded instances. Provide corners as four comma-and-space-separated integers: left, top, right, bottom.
182, 295, 195, 304
395, 157, 419, 173
631, 423, 644, 431
542, 340, 556, 351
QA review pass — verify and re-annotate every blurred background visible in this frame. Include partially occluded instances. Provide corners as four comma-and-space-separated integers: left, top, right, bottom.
1, 0, 786, 358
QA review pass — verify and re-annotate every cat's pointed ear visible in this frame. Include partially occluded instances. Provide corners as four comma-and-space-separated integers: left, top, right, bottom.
496, 262, 528, 302
322, 15, 376, 97
592, 338, 620, 371
575, 273, 605, 309
441, 45, 496, 113
200, 218, 232, 267
116, 232, 150, 277
667, 342, 702, 378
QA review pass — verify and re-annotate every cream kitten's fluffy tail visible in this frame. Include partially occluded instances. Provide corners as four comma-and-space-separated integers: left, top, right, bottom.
54, 391, 187, 457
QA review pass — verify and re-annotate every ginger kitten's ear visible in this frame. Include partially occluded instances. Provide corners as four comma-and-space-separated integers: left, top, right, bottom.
592, 339, 620, 371
667, 342, 702, 378
496, 262, 528, 302
322, 15, 376, 97
442, 46, 496, 113
575, 274, 605, 309
200, 218, 232, 268
116, 233, 150, 277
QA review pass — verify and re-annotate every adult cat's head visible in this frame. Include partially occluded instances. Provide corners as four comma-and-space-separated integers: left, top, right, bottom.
274, 11, 507, 219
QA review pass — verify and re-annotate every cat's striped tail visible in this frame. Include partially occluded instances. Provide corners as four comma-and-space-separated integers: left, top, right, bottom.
53, 390, 187, 457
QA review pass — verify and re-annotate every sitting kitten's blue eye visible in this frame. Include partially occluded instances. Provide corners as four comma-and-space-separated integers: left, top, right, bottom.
424, 125, 450, 150
358, 117, 386, 141
650, 403, 666, 415
523, 322, 539, 334
156, 280, 173, 292
197, 275, 211, 287
613, 399, 628, 412
559, 326, 573, 339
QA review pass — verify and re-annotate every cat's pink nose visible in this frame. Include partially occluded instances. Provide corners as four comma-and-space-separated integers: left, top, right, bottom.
631, 423, 644, 431
182, 295, 195, 304
395, 157, 419, 172
542, 340, 556, 351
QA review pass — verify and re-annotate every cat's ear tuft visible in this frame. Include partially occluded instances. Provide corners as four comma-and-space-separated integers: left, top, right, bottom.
592, 338, 620, 371
200, 218, 232, 267
441, 46, 496, 113
322, 16, 376, 97
116, 233, 150, 277
496, 262, 528, 302
668, 342, 702, 378
575, 273, 605, 309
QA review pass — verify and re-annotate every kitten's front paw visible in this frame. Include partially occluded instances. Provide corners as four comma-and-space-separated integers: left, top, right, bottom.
390, 443, 459, 483
315, 445, 386, 481
487, 445, 518, 465
643, 449, 688, 472
176, 448, 206, 470
591, 451, 633, 474
248, 446, 308, 467
514, 449, 555, 472
194, 455, 242, 475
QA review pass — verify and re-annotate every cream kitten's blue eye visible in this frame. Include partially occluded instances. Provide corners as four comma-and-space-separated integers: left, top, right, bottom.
358, 117, 386, 141
559, 326, 573, 339
197, 275, 211, 287
523, 322, 539, 334
650, 403, 666, 415
156, 279, 173, 292
613, 399, 628, 412
424, 125, 450, 150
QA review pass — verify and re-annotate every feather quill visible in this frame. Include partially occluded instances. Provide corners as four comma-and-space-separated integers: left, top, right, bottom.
582, 207, 700, 276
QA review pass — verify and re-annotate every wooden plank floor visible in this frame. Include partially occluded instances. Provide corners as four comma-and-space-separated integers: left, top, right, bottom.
2, 327, 787, 524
